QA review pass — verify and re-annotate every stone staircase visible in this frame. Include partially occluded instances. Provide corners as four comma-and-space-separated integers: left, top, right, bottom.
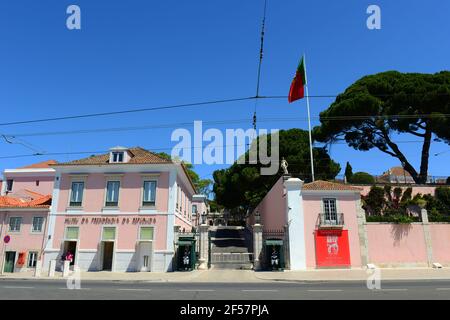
209, 226, 253, 270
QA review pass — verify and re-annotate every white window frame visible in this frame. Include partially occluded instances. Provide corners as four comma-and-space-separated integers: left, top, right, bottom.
101, 226, 117, 242
64, 226, 80, 240
322, 198, 338, 223
139, 226, 155, 241
27, 251, 38, 268
141, 179, 157, 207
31, 216, 44, 233
69, 178, 86, 208
9, 216, 22, 232
111, 152, 124, 163
104, 180, 121, 207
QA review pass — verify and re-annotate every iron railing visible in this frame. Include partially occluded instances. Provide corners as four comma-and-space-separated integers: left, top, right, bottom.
318, 213, 345, 228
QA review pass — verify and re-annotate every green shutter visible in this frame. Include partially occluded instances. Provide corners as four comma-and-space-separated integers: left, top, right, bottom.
140, 227, 154, 240
102, 227, 116, 240
66, 227, 79, 239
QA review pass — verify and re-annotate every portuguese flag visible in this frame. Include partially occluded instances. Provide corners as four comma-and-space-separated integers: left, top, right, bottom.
288, 56, 307, 103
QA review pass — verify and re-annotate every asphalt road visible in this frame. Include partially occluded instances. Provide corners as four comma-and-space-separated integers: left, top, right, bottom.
0, 279, 450, 300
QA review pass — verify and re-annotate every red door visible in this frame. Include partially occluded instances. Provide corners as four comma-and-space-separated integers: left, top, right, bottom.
315, 229, 351, 268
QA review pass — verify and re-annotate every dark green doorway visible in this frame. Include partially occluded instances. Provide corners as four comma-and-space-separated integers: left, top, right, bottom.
3, 251, 16, 273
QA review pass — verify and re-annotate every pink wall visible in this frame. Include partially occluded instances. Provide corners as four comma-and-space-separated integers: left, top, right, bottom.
359, 185, 436, 197
0, 211, 48, 254
175, 216, 193, 232
52, 214, 168, 251
6, 176, 54, 196
57, 172, 169, 212
429, 224, 450, 264
366, 224, 428, 265
302, 194, 362, 268
252, 178, 286, 231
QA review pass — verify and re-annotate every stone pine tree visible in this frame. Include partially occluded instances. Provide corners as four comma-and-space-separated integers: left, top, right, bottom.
313, 71, 450, 184
344, 161, 353, 183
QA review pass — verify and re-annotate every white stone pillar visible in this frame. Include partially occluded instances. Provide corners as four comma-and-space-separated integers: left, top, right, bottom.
34, 260, 42, 278
253, 224, 263, 271
284, 178, 307, 270
62, 260, 70, 278
48, 259, 56, 277
421, 208, 434, 267
198, 224, 209, 270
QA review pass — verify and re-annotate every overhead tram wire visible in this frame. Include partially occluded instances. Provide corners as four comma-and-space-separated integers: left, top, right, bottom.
253, 0, 268, 130
0, 93, 447, 128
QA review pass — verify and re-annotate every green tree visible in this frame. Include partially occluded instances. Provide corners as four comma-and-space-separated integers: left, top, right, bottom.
156, 152, 212, 195
348, 172, 375, 184
344, 161, 353, 182
213, 128, 341, 214
314, 71, 450, 184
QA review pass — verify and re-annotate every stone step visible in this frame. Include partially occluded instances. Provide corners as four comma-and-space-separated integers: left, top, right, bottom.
210, 263, 254, 270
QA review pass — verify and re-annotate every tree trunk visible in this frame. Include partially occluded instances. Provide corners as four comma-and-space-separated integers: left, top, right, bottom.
418, 122, 432, 184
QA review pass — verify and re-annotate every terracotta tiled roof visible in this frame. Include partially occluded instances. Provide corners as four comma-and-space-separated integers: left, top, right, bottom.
382, 166, 412, 177
303, 180, 362, 191
0, 194, 51, 208
53, 147, 171, 166
20, 160, 58, 169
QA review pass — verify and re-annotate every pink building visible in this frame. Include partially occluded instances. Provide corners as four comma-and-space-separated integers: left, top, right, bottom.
0, 160, 55, 273
252, 177, 363, 270
252, 176, 450, 269
42, 146, 203, 272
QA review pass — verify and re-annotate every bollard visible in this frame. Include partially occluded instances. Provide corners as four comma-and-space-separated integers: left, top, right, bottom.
62, 260, 70, 278
48, 260, 56, 277
34, 260, 42, 278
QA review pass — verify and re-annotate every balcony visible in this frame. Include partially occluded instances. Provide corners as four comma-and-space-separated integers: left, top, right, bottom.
318, 213, 344, 229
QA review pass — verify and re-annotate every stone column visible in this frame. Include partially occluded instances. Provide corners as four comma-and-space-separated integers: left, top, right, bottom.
284, 178, 306, 270
198, 224, 209, 270
421, 208, 434, 267
253, 224, 263, 271
356, 196, 370, 266
62, 260, 70, 278
48, 259, 56, 277
34, 260, 42, 278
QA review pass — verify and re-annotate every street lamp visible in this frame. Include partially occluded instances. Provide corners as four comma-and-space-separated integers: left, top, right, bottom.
255, 210, 261, 224
201, 211, 207, 225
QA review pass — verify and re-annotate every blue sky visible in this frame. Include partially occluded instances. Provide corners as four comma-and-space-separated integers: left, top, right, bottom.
0, 0, 449, 182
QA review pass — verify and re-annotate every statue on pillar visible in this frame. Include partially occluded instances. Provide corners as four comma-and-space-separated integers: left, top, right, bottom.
281, 157, 289, 175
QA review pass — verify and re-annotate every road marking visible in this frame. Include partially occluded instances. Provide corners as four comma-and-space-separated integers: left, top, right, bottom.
179, 289, 215, 292
436, 288, 450, 291
58, 288, 91, 290
3, 286, 34, 289
117, 288, 152, 292
307, 289, 342, 292
242, 289, 279, 292
374, 288, 408, 292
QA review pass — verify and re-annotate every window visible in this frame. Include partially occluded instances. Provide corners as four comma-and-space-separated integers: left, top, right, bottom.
28, 252, 38, 268
105, 181, 120, 207
111, 152, 124, 163
140, 227, 154, 241
32, 217, 44, 233
102, 227, 116, 241
9, 217, 22, 232
142, 181, 156, 206
65, 226, 79, 239
6, 179, 13, 192
323, 198, 337, 222
70, 181, 84, 207
192, 204, 197, 214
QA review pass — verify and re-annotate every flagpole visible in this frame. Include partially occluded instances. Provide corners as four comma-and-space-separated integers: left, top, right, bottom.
303, 54, 315, 182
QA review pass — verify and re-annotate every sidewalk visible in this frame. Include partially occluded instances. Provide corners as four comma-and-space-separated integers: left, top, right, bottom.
1, 268, 450, 283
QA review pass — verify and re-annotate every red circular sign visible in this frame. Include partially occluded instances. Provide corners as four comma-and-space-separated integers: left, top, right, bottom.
3, 235, 10, 244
